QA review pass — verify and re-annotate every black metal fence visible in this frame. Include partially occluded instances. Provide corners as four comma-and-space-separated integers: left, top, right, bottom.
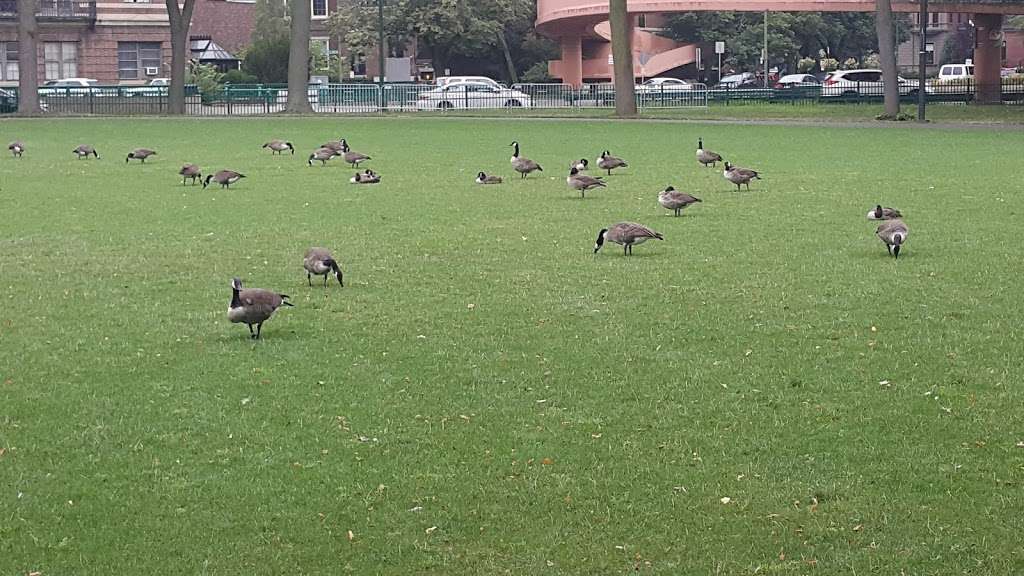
3, 77, 1023, 116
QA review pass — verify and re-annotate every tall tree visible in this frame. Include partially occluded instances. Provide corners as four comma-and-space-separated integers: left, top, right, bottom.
17, 0, 41, 115
608, 0, 636, 116
287, 0, 313, 113
165, 0, 197, 115
874, 0, 900, 117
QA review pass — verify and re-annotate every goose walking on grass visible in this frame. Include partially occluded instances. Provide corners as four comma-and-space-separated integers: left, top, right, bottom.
876, 219, 909, 259
308, 147, 337, 166
867, 205, 903, 220
227, 277, 293, 339
303, 247, 344, 287
476, 172, 503, 184
696, 138, 722, 167
263, 140, 295, 155
596, 150, 628, 176
567, 166, 605, 198
594, 222, 664, 256
8, 141, 24, 157
203, 170, 245, 189
126, 148, 156, 163
723, 162, 761, 191
658, 186, 702, 216
510, 141, 543, 179
73, 145, 99, 159
179, 164, 202, 186
340, 139, 371, 168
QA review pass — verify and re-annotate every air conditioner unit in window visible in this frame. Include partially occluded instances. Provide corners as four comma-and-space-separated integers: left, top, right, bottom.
144, 67, 159, 76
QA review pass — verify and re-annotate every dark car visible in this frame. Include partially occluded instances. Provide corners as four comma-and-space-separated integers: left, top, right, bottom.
714, 72, 759, 89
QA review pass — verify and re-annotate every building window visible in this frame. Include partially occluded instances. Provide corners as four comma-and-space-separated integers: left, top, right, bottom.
310, 38, 330, 57
925, 42, 935, 64
44, 42, 77, 80
118, 42, 162, 80
311, 0, 327, 18
1, 42, 17, 82
931, 12, 939, 25
637, 13, 646, 28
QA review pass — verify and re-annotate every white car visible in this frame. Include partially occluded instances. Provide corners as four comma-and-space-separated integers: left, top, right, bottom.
635, 77, 696, 93
435, 76, 504, 90
124, 78, 170, 97
822, 69, 932, 97
416, 81, 532, 110
39, 78, 102, 97
937, 63, 973, 81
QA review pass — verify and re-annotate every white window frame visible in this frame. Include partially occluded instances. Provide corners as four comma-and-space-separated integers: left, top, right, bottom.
1, 42, 18, 82
118, 41, 163, 81
311, 0, 328, 19
44, 42, 77, 81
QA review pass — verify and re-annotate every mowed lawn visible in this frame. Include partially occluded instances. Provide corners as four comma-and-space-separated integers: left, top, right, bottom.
1, 117, 1022, 575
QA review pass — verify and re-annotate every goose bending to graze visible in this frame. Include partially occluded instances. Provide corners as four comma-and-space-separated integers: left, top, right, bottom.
476, 171, 503, 184
126, 148, 156, 163
867, 205, 903, 220
263, 140, 295, 155
8, 141, 24, 157
567, 166, 605, 198
570, 158, 589, 171
594, 222, 664, 256
308, 147, 337, 166
203, 170, 245, 189
696, 138, 722, 167
73, 145, 99, 159
322, 139, 345, 153
227, 277, 293, 339
723, 162, 761, 191
876, 219, 909, 259
658, 186, 702, 216
350, 170, 380, 184
179, 163, 201, 186
340, 139, 371, 168
510, 141, 542, 178
304, 247, 344, 287
597, 150, 628, 176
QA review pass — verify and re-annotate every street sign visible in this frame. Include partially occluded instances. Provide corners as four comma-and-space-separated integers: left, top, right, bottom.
715, 41, 725, 54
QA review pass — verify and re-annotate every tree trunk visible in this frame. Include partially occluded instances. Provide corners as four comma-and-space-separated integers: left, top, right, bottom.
875, 0, 900, 117
608, 0, 636, 117
17, 0, 41, 115
497, 29, 518, 85
165, 0, 197, 115
287, 0, 313, 113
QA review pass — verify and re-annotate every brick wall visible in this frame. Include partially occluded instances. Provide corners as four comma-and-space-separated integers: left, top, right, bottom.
191, 0, 255, 54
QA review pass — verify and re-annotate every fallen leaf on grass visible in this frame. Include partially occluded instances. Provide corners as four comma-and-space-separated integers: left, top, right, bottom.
425, 526, 437, 534
852, 524, 863, 532
720, 497, 732, 504
408, 506, 423, 512
1016, 441, 1024, 448
541, 457, 553, 465
347, 530, 354, 541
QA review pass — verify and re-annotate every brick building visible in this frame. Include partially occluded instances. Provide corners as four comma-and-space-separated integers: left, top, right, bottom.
0, 0, 171, 86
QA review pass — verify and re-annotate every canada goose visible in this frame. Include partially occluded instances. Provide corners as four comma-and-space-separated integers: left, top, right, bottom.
723, 162, 761, 191
570, 158, 589, 171
203, 170, 245, 189
339, 139, 371, 168
263, 140, 295, 155
876, 219, 909, 259
567, 166, 605, 198
594, 222, 664, 256
696, 138, 722, 167
308, 147, 337, 166
350, 171, 380, 184
179, 163, 202, 186
866, 205, 903, 220
510, 141, 543, 178
126, 148, 156, 163
227, 277, 293, 339
658, 186, 702, 216
321, 139, 345, 153
8, 141, 24, 157
476, 171, 503, 184
303, 247, 344, 287
73, 145, 99, 159
596, 150, 628, 176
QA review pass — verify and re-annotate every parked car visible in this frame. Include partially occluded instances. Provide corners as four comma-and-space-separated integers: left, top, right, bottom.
416, 81, 531, 110
435, 76, 504, 90
714, 72, 758, 89
38, 78, 102, 97
821, 69, 931, 97
773, 73, 821, 89
125, 77, 169, 97
635, 77, 697, 93
937, 63, 974, 81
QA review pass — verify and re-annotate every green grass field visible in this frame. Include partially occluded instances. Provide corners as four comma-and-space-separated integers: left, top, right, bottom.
1, 117, 1023, 575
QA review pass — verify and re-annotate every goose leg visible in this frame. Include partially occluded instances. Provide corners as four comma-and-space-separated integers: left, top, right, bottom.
256, 322, 263, 339
307, 272, 312, 287
248, 323, 256, 338
323, 274, 328, 287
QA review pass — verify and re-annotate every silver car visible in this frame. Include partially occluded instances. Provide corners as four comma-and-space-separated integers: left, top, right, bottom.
416, 81, 532, 110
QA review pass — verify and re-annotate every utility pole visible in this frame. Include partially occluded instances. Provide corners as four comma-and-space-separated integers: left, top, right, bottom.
917, 0, 928, 121
763, 11, 769, 88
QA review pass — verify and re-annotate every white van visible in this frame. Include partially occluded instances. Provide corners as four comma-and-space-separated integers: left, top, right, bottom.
938, 63, 974, 81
